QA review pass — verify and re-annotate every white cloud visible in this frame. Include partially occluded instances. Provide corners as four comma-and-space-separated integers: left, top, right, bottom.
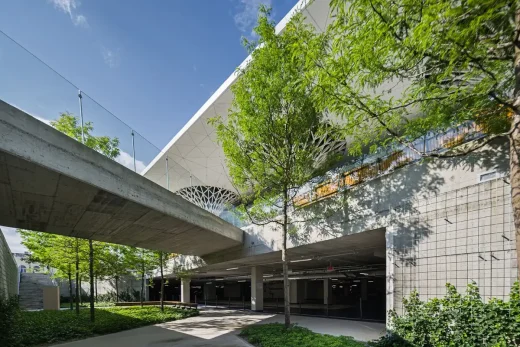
49, 0, 89, 28
101, 46, 120, 68
73, 14, 89, 28
233, 0, 271, 35
115, 150, 147, 174
1, 226, 27, 253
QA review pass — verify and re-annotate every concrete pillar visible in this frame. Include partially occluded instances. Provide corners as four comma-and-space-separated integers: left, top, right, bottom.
181, 278, 191, 303
323, 279, 331, 305
251, 267, 263, 311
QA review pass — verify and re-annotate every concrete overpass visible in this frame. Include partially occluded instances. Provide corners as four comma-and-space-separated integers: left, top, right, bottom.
0, 100, 243, 255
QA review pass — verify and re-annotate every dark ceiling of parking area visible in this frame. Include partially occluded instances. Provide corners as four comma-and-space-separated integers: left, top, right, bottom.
189, 228, 387, 280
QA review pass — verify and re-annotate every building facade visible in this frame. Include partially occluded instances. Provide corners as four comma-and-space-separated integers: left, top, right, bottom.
142, 0, 518, 324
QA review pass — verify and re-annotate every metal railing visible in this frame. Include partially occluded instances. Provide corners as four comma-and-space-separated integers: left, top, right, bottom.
293, 123, 485, 208
0, 30, 206, 211
0, 29, 490, 230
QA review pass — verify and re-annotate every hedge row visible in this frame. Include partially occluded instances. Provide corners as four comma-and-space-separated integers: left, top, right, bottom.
0, 300, 198, 347
240, 323, 366, 347
371, 282, 520, 347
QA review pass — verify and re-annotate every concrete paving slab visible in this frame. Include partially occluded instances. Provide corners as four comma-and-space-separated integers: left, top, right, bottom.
52, 309, 271, 347
52, 309, 385, 347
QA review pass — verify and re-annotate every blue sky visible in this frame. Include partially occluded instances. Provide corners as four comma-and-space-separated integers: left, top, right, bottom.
0, 0, 297, 253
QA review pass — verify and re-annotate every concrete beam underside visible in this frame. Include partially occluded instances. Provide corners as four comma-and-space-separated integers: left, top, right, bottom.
0, 100, 243, 256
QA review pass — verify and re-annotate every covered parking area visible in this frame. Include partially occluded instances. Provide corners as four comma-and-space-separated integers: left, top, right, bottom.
157, 228, 387, 322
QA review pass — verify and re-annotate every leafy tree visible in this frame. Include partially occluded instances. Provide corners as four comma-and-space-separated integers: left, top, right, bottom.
299, 0, 520, 273
51, 112, 120, 158
73, 237, 89, 313
19, 231, 81, 311
210, 7, 338, 328
51, 112, 120, 320
154, 252, 176, 311
124, 247, 156, 307
102, 245, 129, 303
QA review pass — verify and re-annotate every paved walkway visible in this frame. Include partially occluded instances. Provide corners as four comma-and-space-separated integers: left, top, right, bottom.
53, 309, 386, 347
261, 314, 385, 341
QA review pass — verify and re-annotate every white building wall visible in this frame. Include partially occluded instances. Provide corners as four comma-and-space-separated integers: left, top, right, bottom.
201, 139, 518, 316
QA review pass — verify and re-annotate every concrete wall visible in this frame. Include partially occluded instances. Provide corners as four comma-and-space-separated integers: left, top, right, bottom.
388, 178, 517, 315
205, 139, 511, 260
203, 139, 518, 315
0, 229, 19, 299
57, 275, 144, 300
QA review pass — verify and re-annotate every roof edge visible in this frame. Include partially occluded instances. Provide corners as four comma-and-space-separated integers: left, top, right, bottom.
142, 0, 312, 176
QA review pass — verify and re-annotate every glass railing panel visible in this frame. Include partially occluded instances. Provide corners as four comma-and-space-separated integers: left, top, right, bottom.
0, 30, 77, 128
80, 93, 135, 168
133, 131, 204, 192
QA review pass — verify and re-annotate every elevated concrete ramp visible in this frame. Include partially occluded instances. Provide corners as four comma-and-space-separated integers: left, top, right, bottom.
0, 100, 243, 255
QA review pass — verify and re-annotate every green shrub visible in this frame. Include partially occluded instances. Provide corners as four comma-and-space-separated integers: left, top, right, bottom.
0, 296, 21, 347
15, 306, 198, 346
240, 323, 365, 347
59, 301, 114, 308
372, 282, 520, 347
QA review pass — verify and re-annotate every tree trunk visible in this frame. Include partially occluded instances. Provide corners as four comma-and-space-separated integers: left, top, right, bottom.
115, 276, 119, 303
95, 276, 98, 303
160, 252, 165, 312
282, 192, 291, 328
141, 262, 145, 308
79, 278, 82, 304
68, 266, 73, 311
75, 238, 80, 314
512, 7, 520, 280
89, 239, 95, 322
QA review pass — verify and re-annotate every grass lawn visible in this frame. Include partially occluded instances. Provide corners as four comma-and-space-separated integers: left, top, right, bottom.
16, 306, 198, 346
240, 323, 367, 347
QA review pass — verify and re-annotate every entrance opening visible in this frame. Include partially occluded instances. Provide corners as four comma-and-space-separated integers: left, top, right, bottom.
188, 229, 386, 322
148, 229, 386, 322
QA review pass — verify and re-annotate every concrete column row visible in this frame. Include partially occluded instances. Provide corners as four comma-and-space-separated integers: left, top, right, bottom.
180, 267, 337, 309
